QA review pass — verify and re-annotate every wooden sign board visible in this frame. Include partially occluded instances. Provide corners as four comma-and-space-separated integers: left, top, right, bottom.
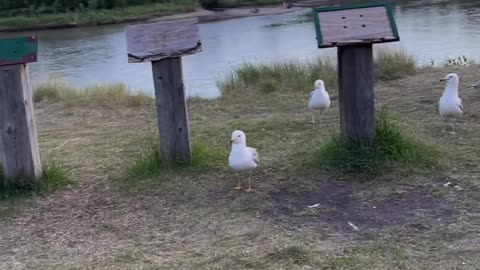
313, 3, 399, 48
0, 36, 38, 66
127, 18, 202, 63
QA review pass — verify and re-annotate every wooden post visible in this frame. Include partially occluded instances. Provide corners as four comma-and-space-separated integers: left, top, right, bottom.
337, 44, 375, 144
152, 58, 191, 163
127, 19, 202, 166
0, 36, 41, 185
313, 3, 400, 145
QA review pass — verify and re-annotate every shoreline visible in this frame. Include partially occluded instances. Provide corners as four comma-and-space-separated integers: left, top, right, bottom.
0, 0, 334, 33
148, 6, 305, 24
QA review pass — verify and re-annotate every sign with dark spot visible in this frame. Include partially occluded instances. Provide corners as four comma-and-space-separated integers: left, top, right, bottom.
313, 3, 399, 48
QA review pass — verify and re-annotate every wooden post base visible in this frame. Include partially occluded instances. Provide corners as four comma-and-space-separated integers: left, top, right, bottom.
151, 57, 191, 166
337, 44, 376, 145
0, 64, 41, 185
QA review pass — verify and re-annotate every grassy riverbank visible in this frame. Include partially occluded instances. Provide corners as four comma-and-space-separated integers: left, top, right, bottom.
0, 0, 298, 31
1, 51, 480, 269
0, 0, 195, 31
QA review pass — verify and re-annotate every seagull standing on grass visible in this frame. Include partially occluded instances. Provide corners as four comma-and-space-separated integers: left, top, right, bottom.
308, 80, 331, 124
439, 73, 463, 131
229, 130, 259, 192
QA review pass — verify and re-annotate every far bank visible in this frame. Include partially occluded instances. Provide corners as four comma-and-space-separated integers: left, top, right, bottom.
0, 0, 322, 32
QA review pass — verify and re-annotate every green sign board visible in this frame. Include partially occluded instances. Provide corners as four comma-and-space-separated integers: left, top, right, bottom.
0, 36, 38, 66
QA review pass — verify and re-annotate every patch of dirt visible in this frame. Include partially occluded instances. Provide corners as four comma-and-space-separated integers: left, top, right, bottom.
264, 179, 459, 233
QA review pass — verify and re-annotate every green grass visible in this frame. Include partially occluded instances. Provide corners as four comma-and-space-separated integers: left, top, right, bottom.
128, 140, 228, 180
217, 50, 417, 96
311, 108, 439, 176
0, 1, 195, 29
33, 77, 152, 107
218, 58, 337, 95
0, 160, 71, 200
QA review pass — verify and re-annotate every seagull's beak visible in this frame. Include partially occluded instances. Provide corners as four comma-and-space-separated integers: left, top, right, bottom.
230, 138, 235, 143
440, 78, 448, 82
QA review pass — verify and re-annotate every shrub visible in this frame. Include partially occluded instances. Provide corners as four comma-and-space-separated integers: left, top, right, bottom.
312, 108, 439, 176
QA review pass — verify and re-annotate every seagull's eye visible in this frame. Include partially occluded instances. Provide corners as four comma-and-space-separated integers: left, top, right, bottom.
237, 135, 241, 138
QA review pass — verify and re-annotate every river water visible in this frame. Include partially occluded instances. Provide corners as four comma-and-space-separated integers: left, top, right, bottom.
1, 0, 479, 98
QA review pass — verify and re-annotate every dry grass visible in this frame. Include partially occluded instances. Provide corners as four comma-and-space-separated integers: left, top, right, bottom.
0, 64, 480, 269
374, 49, 417, 81
33, 77, 153, 107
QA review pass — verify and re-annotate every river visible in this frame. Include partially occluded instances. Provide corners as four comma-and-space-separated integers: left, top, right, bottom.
1, 0, 479, 99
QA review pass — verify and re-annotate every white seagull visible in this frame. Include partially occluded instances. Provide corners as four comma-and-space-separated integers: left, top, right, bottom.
439, 73, 463, 131
228, 130, 259, 192
308, 79, 331, 123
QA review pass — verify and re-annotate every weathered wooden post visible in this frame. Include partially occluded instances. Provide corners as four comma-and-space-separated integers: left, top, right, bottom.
313, 3, 400, 144
126, 19, 202, 166
0, 36, 41, 185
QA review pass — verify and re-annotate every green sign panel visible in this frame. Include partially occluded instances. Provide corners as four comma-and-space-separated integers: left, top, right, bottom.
0, 36, 38, 66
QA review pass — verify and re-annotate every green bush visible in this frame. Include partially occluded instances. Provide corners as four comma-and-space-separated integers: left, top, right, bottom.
199, 0, 219, 8
0, 0, 195, 14
312, 108, 439, 176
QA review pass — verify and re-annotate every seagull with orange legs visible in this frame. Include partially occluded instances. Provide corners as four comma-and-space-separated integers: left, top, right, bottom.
229, 130, 259, 192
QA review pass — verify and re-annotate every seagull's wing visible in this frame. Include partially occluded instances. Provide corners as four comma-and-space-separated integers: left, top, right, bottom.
248, 147, 259, 164
470, 80, 480, 88
458, 98, 463, 112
